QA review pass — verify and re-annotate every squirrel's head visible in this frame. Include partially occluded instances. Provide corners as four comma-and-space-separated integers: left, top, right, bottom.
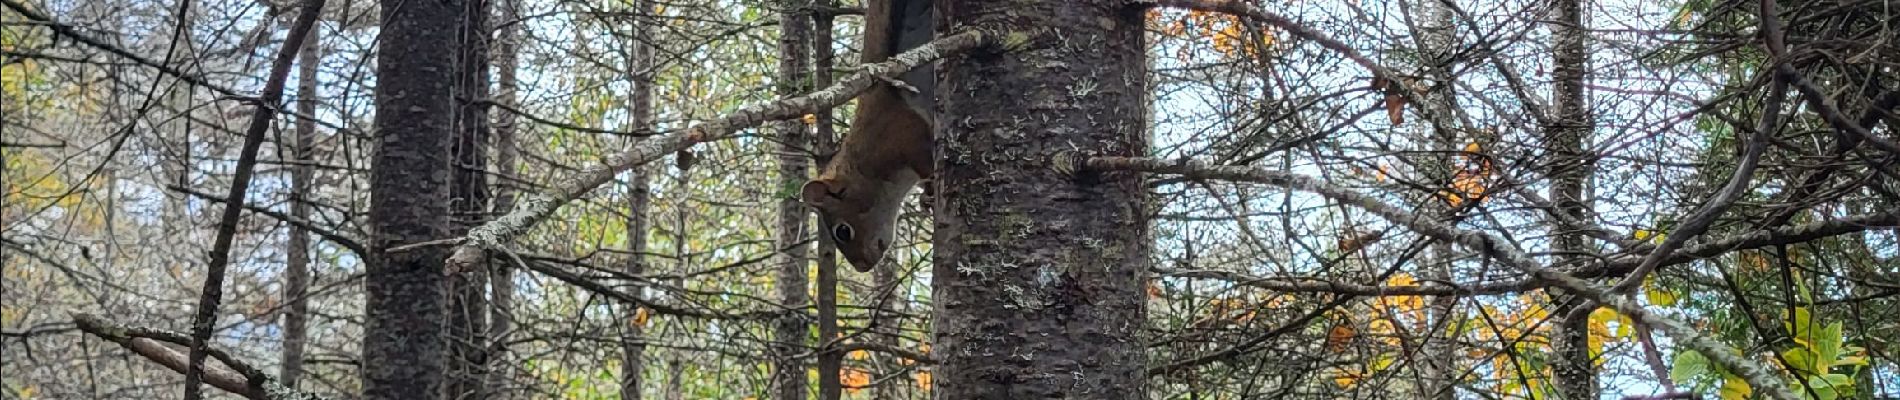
801, 178, 904, 272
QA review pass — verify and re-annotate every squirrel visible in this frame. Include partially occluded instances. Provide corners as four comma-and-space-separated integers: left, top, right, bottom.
800, 0, 937, 272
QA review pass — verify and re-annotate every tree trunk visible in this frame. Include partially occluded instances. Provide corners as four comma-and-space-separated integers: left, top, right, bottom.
810, 3, 844, 398
772, 2, 814, 398
1547, 0, 1596, 397
618, 1, 656, 398
931, 1, 1151, 398
486, 0, 523, 396
1413, 1, 1463, 397
445, 0, 493, 396
363, 0, 463, 396
278, 17, 321, 390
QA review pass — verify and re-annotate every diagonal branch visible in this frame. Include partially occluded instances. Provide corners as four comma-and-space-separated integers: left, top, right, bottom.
1086, 156, 1803, 400
444, 30, 990, 269
182, 0, 326, 397
1602, 73, 1779, 297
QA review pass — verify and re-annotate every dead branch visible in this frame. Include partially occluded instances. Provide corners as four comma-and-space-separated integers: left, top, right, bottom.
73, 314, 327, 400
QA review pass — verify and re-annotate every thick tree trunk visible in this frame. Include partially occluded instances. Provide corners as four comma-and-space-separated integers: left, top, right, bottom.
1547, 0, 1596, 397
618, 1, 656, 398
363, 0, 463, 396
931, 1, 1151, 398
278, 18, 320, 390
772, 2, 814, 400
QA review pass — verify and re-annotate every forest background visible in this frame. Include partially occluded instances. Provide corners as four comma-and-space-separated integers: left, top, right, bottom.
1, 0, 1896, 398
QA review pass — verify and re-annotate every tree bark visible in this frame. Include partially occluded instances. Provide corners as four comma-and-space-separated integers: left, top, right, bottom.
1547, 0, 1596, 397
1413, 0, 1463, 396
931, 1, 1151, 398
278, 14, 321, 390
363, 0, 463, 395
618, 0, 656, 398
773, 2, 815, 398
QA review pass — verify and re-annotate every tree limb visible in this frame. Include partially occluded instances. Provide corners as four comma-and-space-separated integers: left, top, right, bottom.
445, 30, 989, 270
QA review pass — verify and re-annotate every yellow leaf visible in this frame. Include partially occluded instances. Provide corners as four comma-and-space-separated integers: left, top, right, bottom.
1719, 376, 1751, 400
1332, 367, 1362, 388
1644, 276, 1678, 306
848, 349, 868, 361
632, 306, 650, 327
914, 370, 932, 390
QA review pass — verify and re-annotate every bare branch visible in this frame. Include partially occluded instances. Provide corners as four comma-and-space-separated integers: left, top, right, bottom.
1086, 156, 1803, 400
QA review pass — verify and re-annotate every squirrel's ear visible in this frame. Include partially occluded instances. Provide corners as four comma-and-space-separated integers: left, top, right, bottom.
799, 179, 834, 205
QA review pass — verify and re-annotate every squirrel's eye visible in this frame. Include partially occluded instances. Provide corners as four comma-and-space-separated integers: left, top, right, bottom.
831, 223, 855, 243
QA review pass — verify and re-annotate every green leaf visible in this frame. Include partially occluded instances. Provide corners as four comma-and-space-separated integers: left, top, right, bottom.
1815, 322, 1844, 367
1671, 351, 1709, 383
1784, 307, 1813, 343
1782, 347, 1817, 374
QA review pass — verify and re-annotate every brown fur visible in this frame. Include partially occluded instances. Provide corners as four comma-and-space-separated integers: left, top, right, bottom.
801, 0, 934, 272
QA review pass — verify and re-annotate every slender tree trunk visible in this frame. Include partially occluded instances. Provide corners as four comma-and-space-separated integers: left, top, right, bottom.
363, 0, 463, 396
1413, 1, 1463, 397
665, 153, 692, 400
931, 1, 1151, 398
808, 4, 845, 400
485, 0, 522, 396
772, 2, 814, 398
618, 1, 656, 398
1547, 0, 1596, 397
445, 0, 494, 396
278, 17, 321, 390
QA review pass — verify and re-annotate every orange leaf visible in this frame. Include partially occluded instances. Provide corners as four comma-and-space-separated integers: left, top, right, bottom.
914, 370, 933, 390
842, 368, 872, 394
1385, 92, 1406, 124
1326, 324, 1356, 352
